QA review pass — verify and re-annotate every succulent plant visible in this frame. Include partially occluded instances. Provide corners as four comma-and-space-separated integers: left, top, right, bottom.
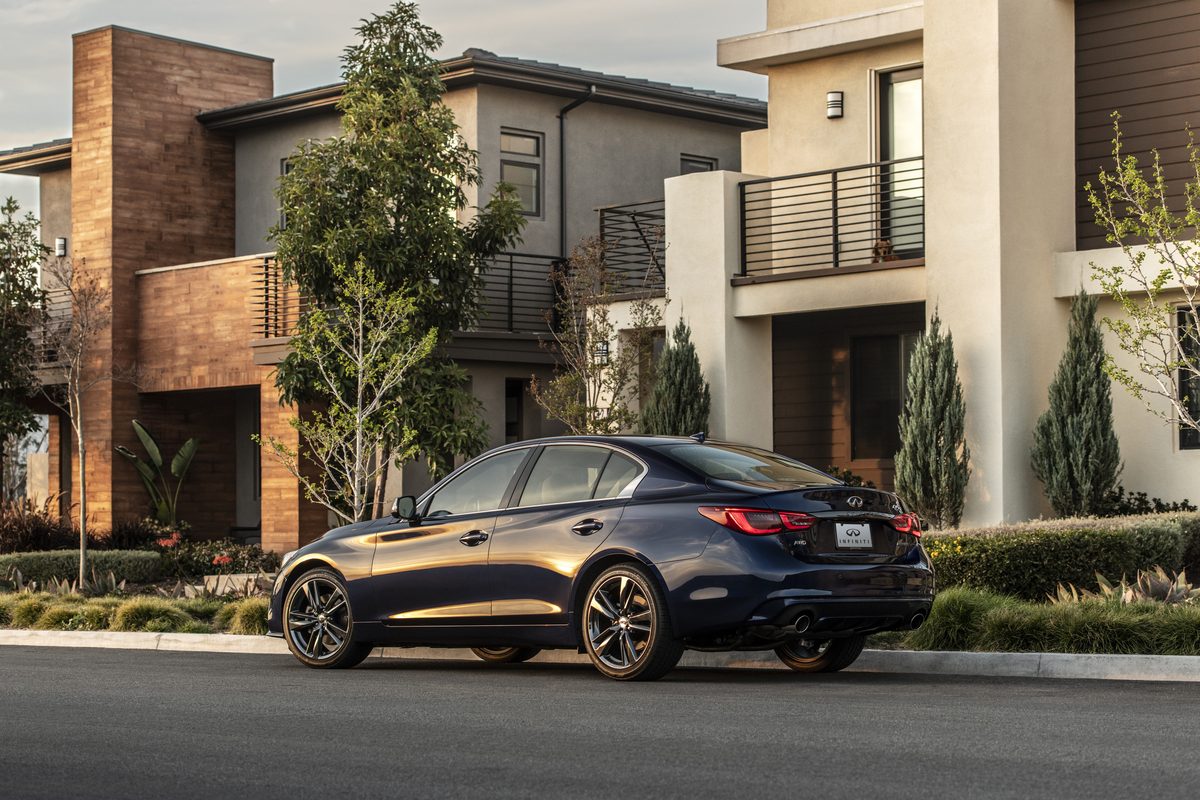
1051, 566, 1200, 605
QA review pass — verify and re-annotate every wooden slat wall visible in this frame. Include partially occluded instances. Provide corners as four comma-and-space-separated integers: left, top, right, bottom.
772, 303, 924, 490
1076, 0, 1200, 249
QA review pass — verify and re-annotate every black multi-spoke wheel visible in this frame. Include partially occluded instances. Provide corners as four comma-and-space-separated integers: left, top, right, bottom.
582, 565, 683, 681
775, 634, 866, 673
283, 569, 372, 669
470, 646, 541, 664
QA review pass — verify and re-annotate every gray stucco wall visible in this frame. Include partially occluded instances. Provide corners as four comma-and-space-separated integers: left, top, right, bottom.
233, 112, 343, 255
38, 167, 71, 255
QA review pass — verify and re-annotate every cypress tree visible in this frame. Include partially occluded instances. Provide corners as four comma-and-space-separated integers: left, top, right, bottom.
1031, 289, 1122, 516
895, 311, 971, 529
641, 318, 711, 435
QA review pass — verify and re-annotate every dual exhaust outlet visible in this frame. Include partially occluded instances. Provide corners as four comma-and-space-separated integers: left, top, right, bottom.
790, 611, 925, 633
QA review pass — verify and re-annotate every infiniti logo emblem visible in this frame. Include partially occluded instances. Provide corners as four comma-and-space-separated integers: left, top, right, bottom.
847, 496, 864, 509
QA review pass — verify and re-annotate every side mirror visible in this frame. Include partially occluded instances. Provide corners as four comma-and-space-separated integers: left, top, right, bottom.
390, 495, 418, 521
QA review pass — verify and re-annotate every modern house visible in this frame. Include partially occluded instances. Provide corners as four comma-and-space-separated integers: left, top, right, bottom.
0, 25, 765, 551
629, 0, 1200, 526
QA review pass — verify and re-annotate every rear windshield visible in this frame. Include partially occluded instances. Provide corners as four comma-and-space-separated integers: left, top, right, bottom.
656, 443, 839, 485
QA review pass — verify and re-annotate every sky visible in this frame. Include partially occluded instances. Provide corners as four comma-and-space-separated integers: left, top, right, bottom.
0, 0, 767, 216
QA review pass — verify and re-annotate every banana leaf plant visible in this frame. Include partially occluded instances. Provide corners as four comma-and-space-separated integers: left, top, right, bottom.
115, 420, 199, 526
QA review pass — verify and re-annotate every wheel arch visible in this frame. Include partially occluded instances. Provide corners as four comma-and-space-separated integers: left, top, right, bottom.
279, 557, 345, 607
568, 549, 669, 650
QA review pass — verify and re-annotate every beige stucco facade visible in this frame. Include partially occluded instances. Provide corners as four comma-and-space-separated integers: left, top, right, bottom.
646, 0, 1200, 525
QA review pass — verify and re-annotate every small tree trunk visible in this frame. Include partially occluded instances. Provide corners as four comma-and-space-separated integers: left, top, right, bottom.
372, 441, 390, 519
77, 432, 87, 586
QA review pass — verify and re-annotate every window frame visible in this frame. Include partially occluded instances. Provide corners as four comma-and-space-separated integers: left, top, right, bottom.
509, 443, 649, 511
680, 154, 718, 174
499, 128, 544, 218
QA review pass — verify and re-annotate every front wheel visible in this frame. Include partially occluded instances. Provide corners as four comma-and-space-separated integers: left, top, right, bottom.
582, 565, 683, 681
283, 569, 373, 669
470, 646, 541, 664
775, 635, 866, 673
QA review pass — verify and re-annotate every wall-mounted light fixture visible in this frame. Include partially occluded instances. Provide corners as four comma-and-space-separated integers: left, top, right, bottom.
54, 237, 67, 257
826, 91, 844, 119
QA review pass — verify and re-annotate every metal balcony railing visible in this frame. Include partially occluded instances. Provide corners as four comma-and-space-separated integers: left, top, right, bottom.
476, 252, 561, 333
739, 156, 924, 276
252, 256, 304, 340
30, 288, 71, 369
598, 198, 666, 294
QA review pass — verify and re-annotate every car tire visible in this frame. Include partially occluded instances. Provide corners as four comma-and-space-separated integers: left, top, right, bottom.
283, 568, 373, 669
582, 564, 684, 681
470, 646, 541, 664
774, 634, 866, 673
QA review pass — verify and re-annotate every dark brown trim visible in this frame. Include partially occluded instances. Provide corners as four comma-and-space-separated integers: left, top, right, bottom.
0, 141, 72, 176
731, 258, 925, 286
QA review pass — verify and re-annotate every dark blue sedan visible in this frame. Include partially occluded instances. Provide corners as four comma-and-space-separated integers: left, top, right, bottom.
267, 435, 935, 680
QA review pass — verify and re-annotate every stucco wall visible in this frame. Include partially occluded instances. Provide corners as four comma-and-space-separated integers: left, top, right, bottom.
37, 167, 71, 253
767, 0, 907, 29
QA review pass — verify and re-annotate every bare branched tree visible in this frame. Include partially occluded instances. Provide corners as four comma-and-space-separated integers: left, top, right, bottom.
530, 237, 663, 435
39, 257, 120, 584
257, 259, 437, 525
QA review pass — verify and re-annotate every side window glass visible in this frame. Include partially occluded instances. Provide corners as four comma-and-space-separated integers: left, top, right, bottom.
425, 450, 527, 518
518, 446, 612, 507
593, 452, 641, 498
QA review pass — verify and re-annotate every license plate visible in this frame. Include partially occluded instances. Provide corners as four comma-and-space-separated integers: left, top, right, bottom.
835, 522, 873, 549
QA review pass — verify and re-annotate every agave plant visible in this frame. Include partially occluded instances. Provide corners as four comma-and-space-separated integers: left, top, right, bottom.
4, 566, 38, 594
1051, 567, 1200, 606
115, 420, 198, 527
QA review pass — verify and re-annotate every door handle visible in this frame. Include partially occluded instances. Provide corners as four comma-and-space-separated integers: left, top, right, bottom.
571, 518, 604, 536
459, 530, 490, 547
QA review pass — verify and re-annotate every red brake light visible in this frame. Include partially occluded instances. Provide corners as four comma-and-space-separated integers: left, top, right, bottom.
890, 512, 922, 537
698, 507, 816, 535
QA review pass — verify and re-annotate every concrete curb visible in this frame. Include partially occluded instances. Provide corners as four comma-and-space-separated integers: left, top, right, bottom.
2, 630, 1198, 682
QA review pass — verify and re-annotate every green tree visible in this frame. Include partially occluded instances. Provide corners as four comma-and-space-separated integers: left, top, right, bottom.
259, 259, 436, 524
1030, 290, 1122, 516
641, 317, 710, 435
895, 311, 971, 530
1086, 114, 1200, 439
272, 2, 524, 488
0, 198, 45, 475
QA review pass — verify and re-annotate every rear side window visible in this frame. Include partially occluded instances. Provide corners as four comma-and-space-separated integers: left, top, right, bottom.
657, 443, 837, 485
593, 452, 641, 498
517, 446, 642, 506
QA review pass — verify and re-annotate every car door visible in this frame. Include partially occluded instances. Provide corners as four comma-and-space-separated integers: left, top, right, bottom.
368, 447, 532, 625
487, 444, 646, 626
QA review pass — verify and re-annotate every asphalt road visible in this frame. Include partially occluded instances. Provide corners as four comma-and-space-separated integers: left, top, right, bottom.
0, 646, 1197, 799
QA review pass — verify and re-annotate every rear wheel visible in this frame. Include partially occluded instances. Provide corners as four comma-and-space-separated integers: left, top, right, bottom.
283, 569, 372, 669
470, 646, 541, 664
582, 565, 683, 681
775, 635, 866, 673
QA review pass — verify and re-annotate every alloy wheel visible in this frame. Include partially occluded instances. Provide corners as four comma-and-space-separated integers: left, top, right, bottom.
586, 574, 654, 670
779, 639, 831, 662
286, 576, 351, 661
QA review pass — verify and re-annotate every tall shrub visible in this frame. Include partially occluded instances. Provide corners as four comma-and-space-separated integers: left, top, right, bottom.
1031, 290, 1122, 516
641, 318, 710, 436
895, 311, 971, 529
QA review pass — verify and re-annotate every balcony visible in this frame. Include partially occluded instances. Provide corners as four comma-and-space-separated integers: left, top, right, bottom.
739, 156, 924, 278
598, 198, 666, 295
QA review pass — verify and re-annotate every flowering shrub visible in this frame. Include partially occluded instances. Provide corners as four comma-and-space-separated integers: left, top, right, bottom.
158, 538, 280, 580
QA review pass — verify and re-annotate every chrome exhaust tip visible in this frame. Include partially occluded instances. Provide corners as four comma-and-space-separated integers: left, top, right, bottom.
793, 614, 812, 634
909, 613, 926, 630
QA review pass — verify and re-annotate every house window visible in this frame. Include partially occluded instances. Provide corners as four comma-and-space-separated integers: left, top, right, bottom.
1180, 310, 1200, 450
851, 332, 920, 460
879, 67, 923, 257
500, 130, 542, 216
505, 378, 526, 444
680, 154, 718, 174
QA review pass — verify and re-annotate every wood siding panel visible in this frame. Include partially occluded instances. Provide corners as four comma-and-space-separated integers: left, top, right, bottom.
1076, 0, 1200, 249
771, 304, 924, 490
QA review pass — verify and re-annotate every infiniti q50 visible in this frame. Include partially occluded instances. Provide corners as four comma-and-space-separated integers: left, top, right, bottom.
267, 436, 935, 681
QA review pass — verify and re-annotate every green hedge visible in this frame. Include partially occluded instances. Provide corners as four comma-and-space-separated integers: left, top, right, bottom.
907, 587, 1200, 655
926, 513, 1200, 600
0, 550, 162, 585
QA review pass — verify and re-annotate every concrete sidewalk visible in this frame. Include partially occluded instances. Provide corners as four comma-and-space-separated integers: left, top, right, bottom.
2, 628, 1198, 682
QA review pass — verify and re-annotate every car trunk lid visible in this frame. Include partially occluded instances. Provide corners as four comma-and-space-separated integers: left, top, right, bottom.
760, 486, 919, 564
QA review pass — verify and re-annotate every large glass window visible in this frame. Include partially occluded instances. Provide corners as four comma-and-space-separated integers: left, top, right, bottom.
851, 332, 920, 460
500, 130, 542, 216
879, 67, 923, 257
1181, 310, 1200, 449
518, 445, 613, 507
424, 449, 528, 517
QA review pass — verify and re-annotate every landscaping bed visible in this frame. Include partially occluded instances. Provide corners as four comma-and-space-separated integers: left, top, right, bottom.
0, 592, 269, 636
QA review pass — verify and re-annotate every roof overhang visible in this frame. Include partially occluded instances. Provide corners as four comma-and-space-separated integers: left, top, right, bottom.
198, 56, 767, 132
0, 139, 71, 176
718, 2, 924, 74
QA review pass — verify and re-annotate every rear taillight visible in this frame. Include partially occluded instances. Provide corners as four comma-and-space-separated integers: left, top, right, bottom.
698, 507, 816, 535
890, 512, 922, 537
